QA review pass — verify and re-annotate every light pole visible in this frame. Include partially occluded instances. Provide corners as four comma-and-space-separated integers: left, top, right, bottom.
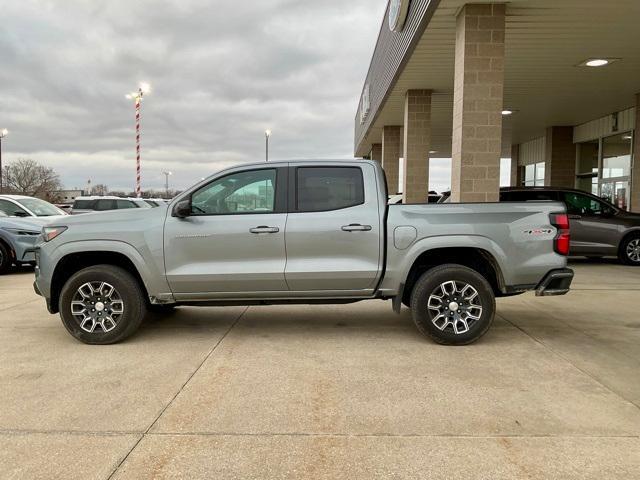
0, 129, 8, 193
126, 82, 151, 198
162, 171, 172, 197
265, 129, 271, 162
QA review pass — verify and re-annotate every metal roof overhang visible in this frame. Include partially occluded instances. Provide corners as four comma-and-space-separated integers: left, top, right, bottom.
355, 0, 640, 158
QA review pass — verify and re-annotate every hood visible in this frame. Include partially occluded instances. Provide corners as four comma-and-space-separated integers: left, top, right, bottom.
0, 216, 51, 232
56, 204, 168, 227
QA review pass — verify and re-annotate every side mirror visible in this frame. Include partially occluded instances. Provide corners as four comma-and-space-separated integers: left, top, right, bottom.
14, 210, 30, 217
172, 199, 191, 218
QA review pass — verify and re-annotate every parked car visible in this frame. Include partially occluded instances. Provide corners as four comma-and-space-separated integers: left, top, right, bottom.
33, 160, 573, 345
0, 214, 51, 274
55, 204, 73, 214
70, 196, 153, 214
439, 187, 640, 265
0, 195, 67, 218
144, 198, 169, 207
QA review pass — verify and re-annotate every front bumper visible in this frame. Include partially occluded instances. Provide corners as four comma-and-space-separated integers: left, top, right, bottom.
535, 268, 574, 296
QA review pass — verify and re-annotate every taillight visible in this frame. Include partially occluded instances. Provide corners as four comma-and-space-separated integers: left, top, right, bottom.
550, 213, 570, 256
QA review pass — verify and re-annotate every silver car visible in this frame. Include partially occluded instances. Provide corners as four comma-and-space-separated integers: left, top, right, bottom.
0, 214, 50, 274
34, 160, 573, 345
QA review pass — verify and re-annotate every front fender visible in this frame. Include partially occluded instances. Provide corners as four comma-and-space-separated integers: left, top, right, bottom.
43, 239, 171, 300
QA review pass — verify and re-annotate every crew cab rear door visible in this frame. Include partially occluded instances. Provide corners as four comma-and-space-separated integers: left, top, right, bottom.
284, 164, 382, 292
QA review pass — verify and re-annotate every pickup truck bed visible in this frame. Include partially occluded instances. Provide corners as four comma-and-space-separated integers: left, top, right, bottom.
33, 160, 573, 345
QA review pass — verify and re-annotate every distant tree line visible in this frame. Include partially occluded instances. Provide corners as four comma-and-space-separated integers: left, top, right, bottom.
1, 158, 61, 201
1, 158, 180, 202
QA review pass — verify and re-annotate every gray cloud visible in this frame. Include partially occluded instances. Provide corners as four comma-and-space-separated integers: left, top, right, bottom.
1, 0, 387, 191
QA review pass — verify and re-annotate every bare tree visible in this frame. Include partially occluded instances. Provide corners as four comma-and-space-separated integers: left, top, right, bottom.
2, 158, 62, 200
90, 184, 109, 196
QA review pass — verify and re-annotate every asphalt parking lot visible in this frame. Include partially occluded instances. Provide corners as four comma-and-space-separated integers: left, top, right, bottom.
1, 260, 640, 479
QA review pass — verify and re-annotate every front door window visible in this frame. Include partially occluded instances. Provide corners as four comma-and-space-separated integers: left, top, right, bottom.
191, 169, 276, 215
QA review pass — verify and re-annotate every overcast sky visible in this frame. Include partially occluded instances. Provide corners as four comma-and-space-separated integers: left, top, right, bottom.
1, 0, 508, 193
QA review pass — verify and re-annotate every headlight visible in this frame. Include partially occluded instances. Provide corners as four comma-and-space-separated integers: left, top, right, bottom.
3, 228, 40, 236
42, 226, 68, 242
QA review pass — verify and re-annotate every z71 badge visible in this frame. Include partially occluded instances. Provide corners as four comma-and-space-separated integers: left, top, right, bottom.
524, 228, 554, 236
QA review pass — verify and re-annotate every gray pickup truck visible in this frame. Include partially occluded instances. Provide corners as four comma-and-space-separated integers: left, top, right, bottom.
33, 160, 573, 345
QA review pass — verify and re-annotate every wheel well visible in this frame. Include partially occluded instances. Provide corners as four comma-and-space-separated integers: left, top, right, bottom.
50, 251, 148, 313
619, 230, 640, 253
401, 247, 504, 305
0, 237, 14, 257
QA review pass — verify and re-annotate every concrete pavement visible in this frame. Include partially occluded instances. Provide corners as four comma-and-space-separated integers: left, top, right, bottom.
1, 260, 639, 479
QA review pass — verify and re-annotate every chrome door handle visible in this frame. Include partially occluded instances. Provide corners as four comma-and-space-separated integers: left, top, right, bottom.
250, 226, 280, 234
341, 223, 372, 232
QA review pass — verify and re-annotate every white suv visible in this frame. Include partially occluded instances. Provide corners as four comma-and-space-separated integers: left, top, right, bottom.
70, 196, 153, 214
0, 195, 67, 218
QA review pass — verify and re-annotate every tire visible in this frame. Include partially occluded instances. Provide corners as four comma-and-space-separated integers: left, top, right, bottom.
410, 264, 495, 345
59, 265, 147, 344
0, 242, 12, 275
619, 234, 640, 266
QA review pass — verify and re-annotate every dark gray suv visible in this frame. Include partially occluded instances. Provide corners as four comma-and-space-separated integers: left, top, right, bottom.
501, 187, 640, 265
438, 187, 640, 265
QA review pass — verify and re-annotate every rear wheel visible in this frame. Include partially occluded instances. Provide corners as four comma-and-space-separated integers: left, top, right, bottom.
619, 234, 640, 266
59, 265, 147, 344
410, 264, 495, 345
0, 242, 12, 275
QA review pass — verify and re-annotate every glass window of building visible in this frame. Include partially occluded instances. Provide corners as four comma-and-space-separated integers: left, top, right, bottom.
601, 132, 632, 210
576, 140, 599, 195
522, 162, 545, 186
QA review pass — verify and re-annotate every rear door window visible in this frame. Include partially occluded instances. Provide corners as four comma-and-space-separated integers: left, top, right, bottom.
562, 192, 615, 216
295, 167, 364, 212
95, 199, 116, 211
116, 200, 136, 209
73, 200, 95, 210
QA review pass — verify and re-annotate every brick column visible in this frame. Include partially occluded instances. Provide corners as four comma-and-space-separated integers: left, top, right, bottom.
403, 90, 431, 204
382, 126, 402, 194
510, 144, 520, 186
631, 94, 640, 213
450, 4, 505, 202
370, 144, 382, 163
544, 126, 576, 187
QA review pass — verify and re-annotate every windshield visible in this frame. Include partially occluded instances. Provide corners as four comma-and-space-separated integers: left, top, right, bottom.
16, 197, 65, 216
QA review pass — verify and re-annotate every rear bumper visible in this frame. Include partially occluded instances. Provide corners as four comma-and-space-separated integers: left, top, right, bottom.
535, 268, 574, 296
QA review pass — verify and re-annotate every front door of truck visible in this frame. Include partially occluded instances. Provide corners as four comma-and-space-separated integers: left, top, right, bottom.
284, 164, 382, 292
164, 167, 288, 297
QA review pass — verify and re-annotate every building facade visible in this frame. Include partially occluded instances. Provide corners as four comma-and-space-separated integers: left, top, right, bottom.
355, 0, 640, 212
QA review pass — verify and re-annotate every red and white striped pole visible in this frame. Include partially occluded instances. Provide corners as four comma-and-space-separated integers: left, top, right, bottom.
135, 92, 142, 197
126, 83, 150, 198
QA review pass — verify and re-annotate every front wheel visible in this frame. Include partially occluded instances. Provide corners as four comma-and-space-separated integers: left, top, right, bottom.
619, 235, 640, 266
59, 265, 147, 344
410, 264, 495, 345
0, 242, 12, 275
